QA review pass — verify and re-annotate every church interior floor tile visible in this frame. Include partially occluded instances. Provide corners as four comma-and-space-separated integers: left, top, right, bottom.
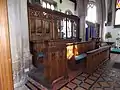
59, 54, 120, 90
26, 54, 120, 90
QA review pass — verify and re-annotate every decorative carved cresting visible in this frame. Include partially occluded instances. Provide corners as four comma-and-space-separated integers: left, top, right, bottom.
28, 3, 80, 41
28, 8, 54, 40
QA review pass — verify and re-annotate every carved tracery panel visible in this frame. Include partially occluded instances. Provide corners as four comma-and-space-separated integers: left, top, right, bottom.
28, 3, 80, 41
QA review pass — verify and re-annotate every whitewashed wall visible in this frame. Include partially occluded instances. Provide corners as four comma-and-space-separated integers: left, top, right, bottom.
54, 0, 75, 14
103, 0, 120, 42
103, 26, 120, 42
7, 0, 32, 89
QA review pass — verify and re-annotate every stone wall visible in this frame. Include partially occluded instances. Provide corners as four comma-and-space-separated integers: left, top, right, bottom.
103, 26, 120, 42
7, 0, 32, 89
76, 0, 89, 41
53, 0, 75, 14
103, 0, 118, 42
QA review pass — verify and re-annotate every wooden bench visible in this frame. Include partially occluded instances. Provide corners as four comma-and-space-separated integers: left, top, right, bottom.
67, 41, 96, 70
67, 41, 110, 73
30, 40, 68, 84
86, 46, 110, 73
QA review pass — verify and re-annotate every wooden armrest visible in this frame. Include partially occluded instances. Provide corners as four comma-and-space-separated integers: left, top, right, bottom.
87, 49, 99, 54
87, 46, 110, 54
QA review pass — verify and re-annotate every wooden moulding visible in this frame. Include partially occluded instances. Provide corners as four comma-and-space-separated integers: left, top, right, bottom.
27, 2, 79, 21
0, 0, 14, 90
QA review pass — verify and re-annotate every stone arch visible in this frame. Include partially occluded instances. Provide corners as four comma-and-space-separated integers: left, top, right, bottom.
87, 1, 96, 9
65, 9, 73, 15
86, 1, 96, 23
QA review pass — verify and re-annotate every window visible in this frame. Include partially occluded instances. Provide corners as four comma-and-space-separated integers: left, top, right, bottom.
30, 0, 55, 10
42, 1, 46, 8
51, 5, 55, 10
67, 20, 72, 38
47, 3, 50, 9
60, 10, 77, 39
65, 10, 73, 15
115, 0, 120, 25
86, 2, 96, 23
60, 19, 77, 39
42, 1, 55, 10
116, 0, 120, 8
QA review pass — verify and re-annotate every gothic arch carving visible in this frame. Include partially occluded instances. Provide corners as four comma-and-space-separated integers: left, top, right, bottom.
86, 1, 96, 23
65, 9, 73, 15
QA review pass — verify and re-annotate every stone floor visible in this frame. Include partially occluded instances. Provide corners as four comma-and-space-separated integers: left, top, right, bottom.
60, 54, 120, 90
26, 54, 120, 90
15, 85, 29, 90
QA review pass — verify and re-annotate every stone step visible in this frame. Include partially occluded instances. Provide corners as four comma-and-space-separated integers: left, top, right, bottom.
27, 68, 52, 90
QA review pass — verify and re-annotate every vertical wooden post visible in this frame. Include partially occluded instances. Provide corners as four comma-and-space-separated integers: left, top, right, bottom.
66, 18, 68, 38
0, 0, 14, 90
71, 20, 73, 38
77, 19, 80, 40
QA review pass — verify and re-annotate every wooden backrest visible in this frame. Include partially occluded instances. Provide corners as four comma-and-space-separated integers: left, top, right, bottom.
76, 41, 96, 54
31, 40, 67, 83
86, 46, 110, 73
43, 40, 67, 83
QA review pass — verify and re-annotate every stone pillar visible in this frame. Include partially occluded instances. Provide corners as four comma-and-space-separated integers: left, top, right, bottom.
112, 0, 116, 25
7, 0, 32, 89
96, 0, 106, 39
21, 0, 33, 71
79, 16, 86, 41
76, 0, 88, 41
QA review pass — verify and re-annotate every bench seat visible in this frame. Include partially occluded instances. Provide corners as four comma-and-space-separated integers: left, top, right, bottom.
111, 48, 120, 53
38, 52, 45, 58
75, 53, 87, 64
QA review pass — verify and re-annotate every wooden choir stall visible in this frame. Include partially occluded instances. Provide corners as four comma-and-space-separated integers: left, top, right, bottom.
27, 2, 110, 89
27, 2, 80, 88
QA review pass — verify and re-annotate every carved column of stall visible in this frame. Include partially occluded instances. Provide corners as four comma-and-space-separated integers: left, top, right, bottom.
7, 0, 32, 89
76, 0, 89, 41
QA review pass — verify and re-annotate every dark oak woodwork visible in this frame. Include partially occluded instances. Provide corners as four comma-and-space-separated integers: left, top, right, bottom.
66, 41, 110, 72
76, 41, 96, 53
30, 40, 68, 83
28, 3, 80, 41
86, 46, 110, 73
28, 2, 80, 84
92, 37, 101, 49
67, 41, 96, 70
0, 0, 13, 90
66, 40, 96, 55
44, 40, 68, 83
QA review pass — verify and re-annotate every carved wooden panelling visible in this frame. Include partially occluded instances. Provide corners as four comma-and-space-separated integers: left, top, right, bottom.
28, 2, 80, 84
28, 3, 80, 41
43, 41, 67, 83
36, 19, 42, 34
